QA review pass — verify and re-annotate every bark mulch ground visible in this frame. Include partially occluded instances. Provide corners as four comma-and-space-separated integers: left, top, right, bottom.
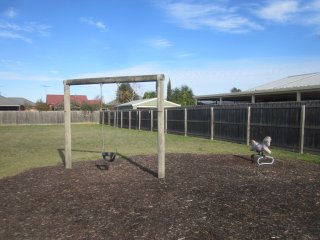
0, 154, 319, 240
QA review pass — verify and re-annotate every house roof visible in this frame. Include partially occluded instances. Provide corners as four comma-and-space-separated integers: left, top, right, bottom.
117, 98, 181, 108
8, 97, 35, 106
0, 95, 35, 107
0, 95, 20, 106
248, 72, 320, 91
46, 94, 88, 106
87, 99, 101, 105
195, 72, 320, 101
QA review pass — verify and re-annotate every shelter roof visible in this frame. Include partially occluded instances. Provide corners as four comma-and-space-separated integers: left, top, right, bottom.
117, 98, 181, 108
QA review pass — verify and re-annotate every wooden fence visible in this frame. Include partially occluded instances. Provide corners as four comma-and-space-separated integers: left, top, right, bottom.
102, 101, 320, 153
0, 111, 100, 125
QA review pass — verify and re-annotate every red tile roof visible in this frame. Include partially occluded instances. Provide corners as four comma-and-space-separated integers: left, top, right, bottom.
46, 95, 88, 107
87, 99, 101, 105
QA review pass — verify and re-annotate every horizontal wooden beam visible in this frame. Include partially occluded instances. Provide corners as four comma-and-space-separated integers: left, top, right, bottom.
65, 74, 164, 86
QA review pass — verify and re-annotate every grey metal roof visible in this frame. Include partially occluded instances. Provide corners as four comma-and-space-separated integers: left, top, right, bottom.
0, 95, 19, 106
0, 96, 35, 106
248, 72, 320, 91
8, 97, 35, 106
195, 72, 320, 100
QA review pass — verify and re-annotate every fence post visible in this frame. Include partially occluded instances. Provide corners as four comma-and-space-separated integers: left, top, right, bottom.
138, 110, 141, 130
184, 108, 187, 137
114, 111, 116, 128
150, 110, 153, 132
247, 106, 251, 146
108, 111, 110, 125
211, 107, 214, 140
120, 111, 123, 128
129, 111, 131, 130
300, 105, 306, 154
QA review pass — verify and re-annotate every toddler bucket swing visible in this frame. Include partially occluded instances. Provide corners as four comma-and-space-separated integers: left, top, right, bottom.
100, 83, 117, 162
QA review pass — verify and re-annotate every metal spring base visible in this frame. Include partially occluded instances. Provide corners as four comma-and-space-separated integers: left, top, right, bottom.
257, 155, 274, 165
251, 154, 275, 165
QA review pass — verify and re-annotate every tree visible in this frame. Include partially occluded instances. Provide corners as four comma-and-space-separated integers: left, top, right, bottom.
143, 91, 157, 99
80, 102, 100, 112
54, 101, 80, 111
230, 87, 241, 93
35, 99, 50, 111
171, 85, 195, 106
116, 83, 140, 103
167, 78, 172, 101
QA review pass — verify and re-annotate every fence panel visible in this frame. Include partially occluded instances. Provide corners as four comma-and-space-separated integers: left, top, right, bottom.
116, 111, 121, 127
167, 109, 184, 134
109, 111, 115, 126
0, 111, 99, 125
187, 108, 211, 138
153, 110, 158, 131
304, 106, 320, 152
130, 111, 138, 130
251, 107, 301, 150
214, 108, 247, 142
122, 111, 129, 129
140, 110, 151, 131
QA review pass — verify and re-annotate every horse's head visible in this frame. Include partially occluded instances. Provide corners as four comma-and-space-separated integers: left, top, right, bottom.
263, 136, 272, 147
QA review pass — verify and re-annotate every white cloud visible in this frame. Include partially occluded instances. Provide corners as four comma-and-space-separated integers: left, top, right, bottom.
0, 30, 32, 43
147, 37, 173, 49
48, 70, 60, 75
160, 1, 263, 33
159, 0, 320, 33
306, 0, 320, 10
81, 18, 107, 31
0, 59, 24, 67
0, 71, 62, 82
4, 7, 17, 19
175, 52, 193, 59
0, 21, 51, 43
256, 0, 300, 22
202, 14, 263, 33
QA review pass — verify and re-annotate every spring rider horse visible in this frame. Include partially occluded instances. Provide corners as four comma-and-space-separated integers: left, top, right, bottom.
250, 136, 275, 165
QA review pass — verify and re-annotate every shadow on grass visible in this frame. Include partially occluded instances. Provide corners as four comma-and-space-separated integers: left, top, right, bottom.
57, 149, 157, 177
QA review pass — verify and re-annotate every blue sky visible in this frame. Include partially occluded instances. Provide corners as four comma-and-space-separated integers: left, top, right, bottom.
0, 0, 320, 102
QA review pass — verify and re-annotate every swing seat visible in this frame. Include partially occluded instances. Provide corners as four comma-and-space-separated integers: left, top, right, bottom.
251, 153, 275, 165
102, 151, 117, 162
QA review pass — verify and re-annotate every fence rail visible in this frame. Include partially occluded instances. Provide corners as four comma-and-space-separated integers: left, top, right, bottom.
103, 101, 320, 153
0, 111, 100, 125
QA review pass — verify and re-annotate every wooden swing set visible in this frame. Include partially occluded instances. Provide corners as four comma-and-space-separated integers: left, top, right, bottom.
63, 74, 166, 178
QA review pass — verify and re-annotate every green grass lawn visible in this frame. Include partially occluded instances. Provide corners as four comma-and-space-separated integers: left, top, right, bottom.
0, 124, 319, 179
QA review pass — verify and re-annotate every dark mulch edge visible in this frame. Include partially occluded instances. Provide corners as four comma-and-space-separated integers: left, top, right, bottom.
0, 153, 319, 240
